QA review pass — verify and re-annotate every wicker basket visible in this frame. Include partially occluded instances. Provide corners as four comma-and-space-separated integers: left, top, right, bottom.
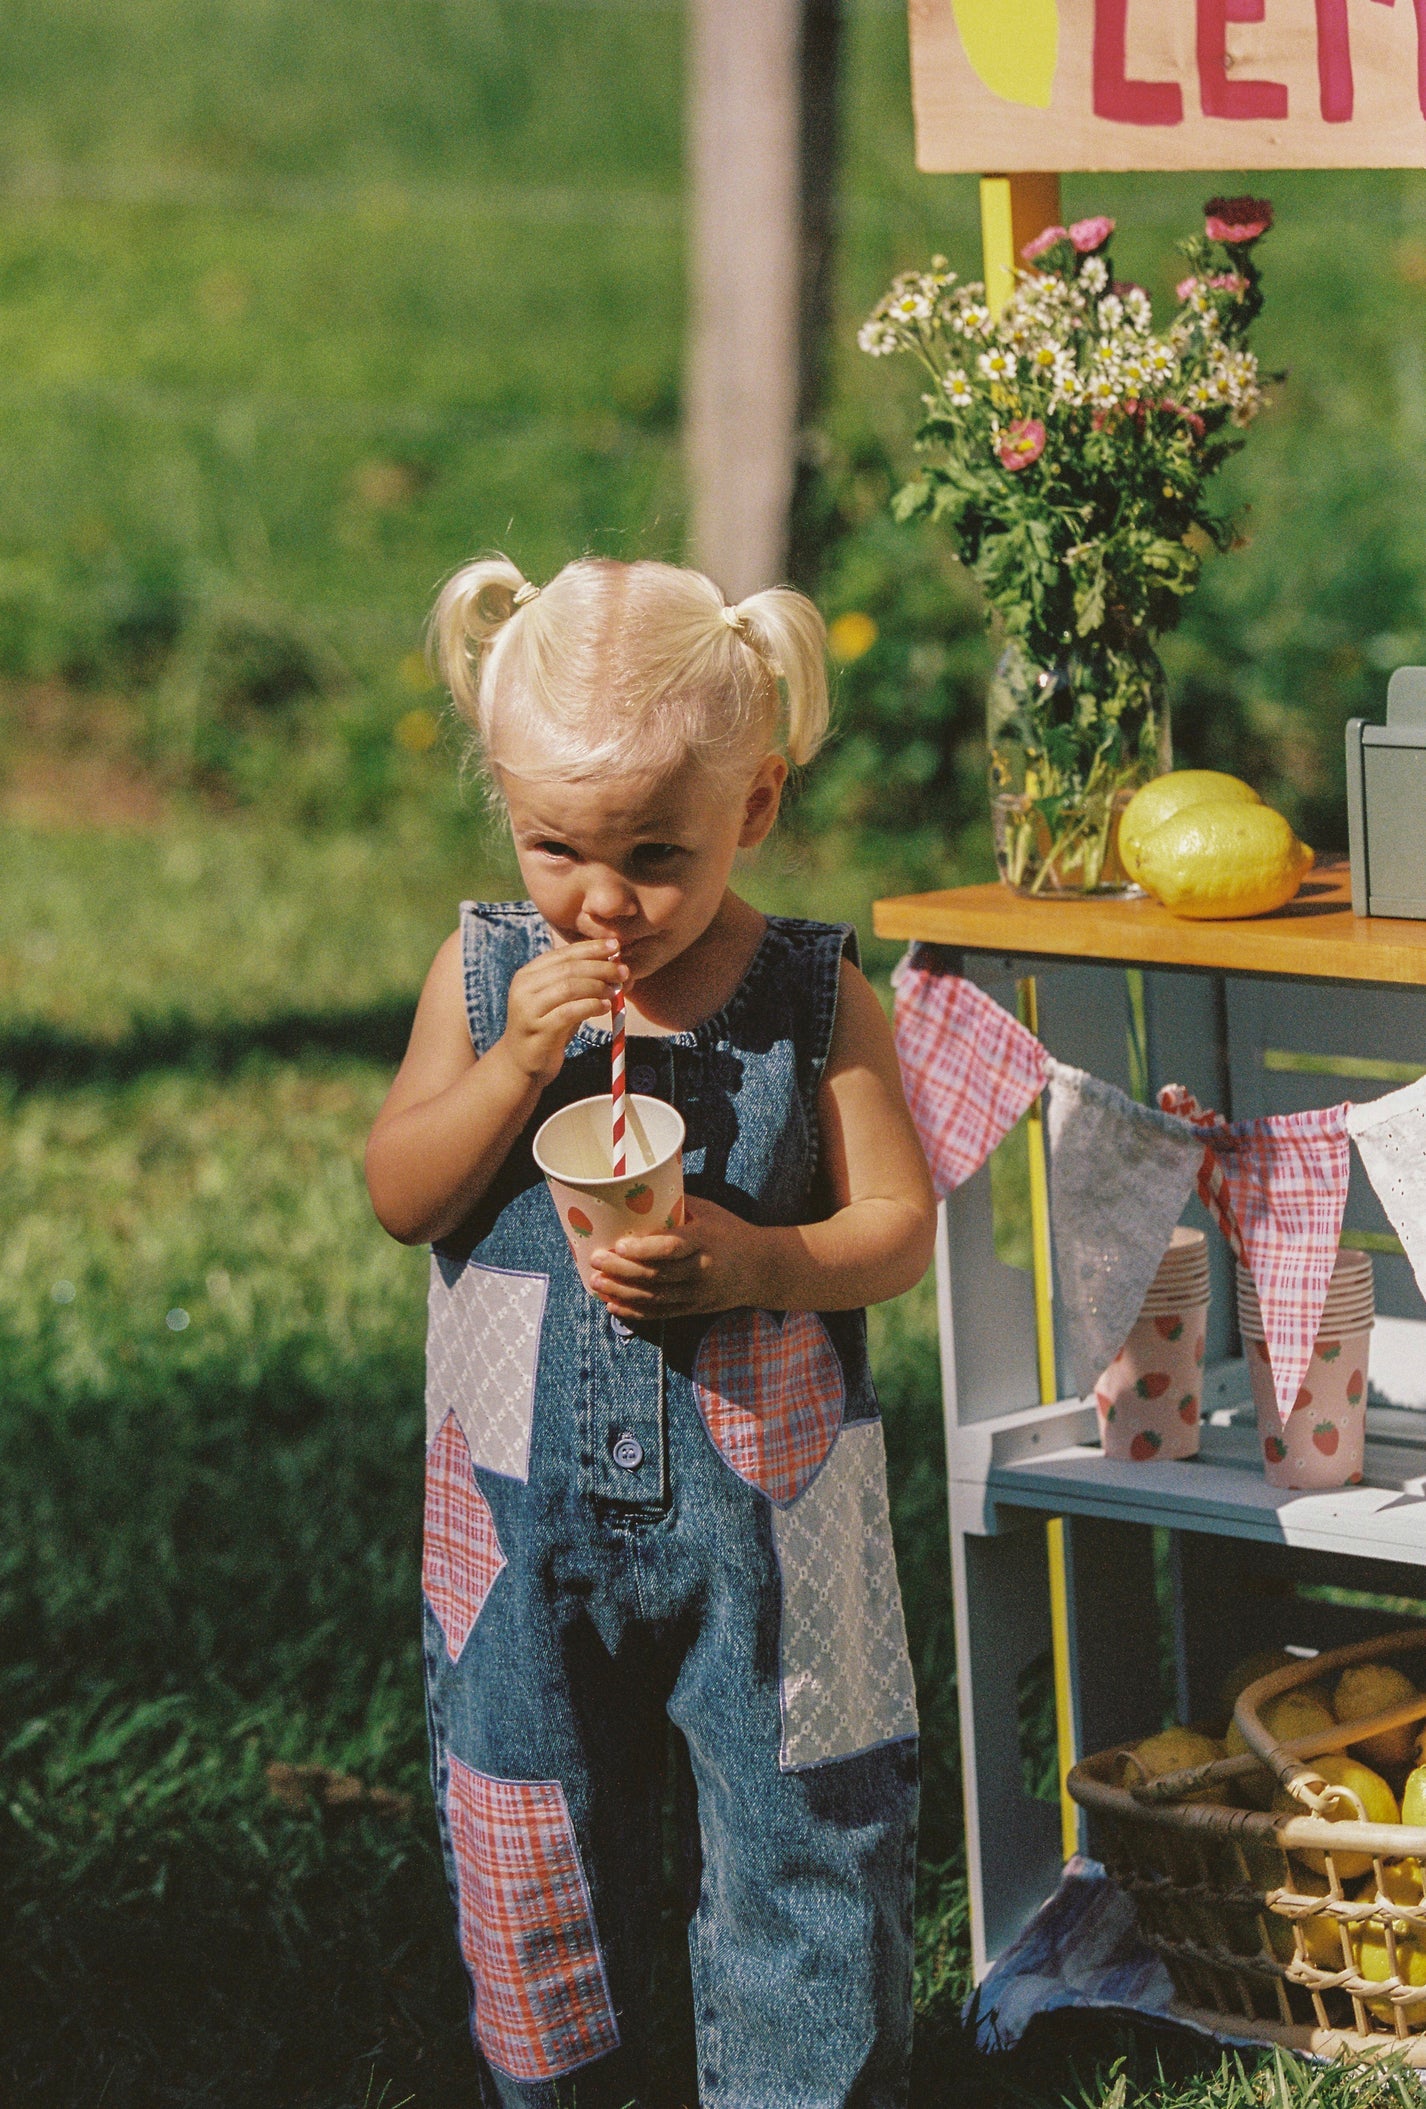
1068, 1627, 1426, 2057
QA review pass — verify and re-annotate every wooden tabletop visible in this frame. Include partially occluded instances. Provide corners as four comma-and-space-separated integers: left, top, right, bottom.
872, 861, 1426, 988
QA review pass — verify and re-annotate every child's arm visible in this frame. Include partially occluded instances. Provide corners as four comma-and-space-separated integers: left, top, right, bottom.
590, 959, 936, 1319
366, 930, 627, 1246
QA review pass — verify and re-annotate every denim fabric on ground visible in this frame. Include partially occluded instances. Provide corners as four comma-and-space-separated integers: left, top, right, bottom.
420, 903, 919, 2108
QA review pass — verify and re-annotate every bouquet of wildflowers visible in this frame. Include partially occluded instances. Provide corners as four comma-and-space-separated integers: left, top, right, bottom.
860, 198, 1273, 892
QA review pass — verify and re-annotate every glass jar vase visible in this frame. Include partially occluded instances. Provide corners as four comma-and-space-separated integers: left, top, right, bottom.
987, 640, 1171, 897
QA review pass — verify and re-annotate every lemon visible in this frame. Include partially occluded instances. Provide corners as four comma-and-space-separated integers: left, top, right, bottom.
1219, 1649, 1298, 1719
1275, 1753, 1398, 1879
1124, 1726, 1229, 1802
1227, 1687, 1336, 1807
1120, 770, 1261, 886
1138, 802, 1313, 920
1264, 1864, 1348, 1970
1355, 1920, 1426, 2026
1334, 1664, 1421, 1774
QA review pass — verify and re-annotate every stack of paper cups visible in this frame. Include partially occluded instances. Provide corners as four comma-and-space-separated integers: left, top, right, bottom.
1094, 1227, 1211, 1463
1238, 1247, 1373, 1490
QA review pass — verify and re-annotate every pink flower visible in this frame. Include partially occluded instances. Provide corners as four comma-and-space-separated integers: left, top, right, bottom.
1207, 272, 1248, 294
1175, 275, 1198, 302
1161, 399, 1206, 438
1069, 215, 1115, 254
997, 418, 1046, 472
1020, 224, 1067, 263
1204, 195, 1273, 245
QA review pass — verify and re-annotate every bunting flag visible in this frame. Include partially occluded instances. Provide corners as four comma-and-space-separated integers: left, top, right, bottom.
1047, 1063, 1207, 1397
1159, 1086, 1352, 1425
891, 954, 1048, 1196
1347, 1073, 1426, 1303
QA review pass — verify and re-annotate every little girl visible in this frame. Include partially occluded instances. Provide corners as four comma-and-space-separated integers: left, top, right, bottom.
366, 556, 937, 2109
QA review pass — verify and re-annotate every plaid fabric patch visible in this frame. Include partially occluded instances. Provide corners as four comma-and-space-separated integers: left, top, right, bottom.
694, 1309, 844, 1507
892, 958, 1049, 1195
1159, 1086, 1351, 1423
423, 1412, 507, 1663
446, 1756, 619, 2083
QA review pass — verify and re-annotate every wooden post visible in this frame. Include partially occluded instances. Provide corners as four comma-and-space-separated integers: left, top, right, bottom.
686, 0, 802, 599
980, 171, 1062, 315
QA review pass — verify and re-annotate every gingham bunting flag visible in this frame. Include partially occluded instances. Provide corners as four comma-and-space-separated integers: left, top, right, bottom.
1159, 1087, 1352, 1425
1347, 1072, 1426, 1302
1047, 1062, 1207, 1398
891, 951, 1049, 1195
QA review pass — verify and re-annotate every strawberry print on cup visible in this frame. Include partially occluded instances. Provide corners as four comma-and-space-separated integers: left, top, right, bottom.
1249, 1329, 1370, 1489
1095, 1301, 1208, 1464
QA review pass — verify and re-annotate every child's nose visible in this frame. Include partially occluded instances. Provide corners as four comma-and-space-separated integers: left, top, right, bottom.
580, 872, 638, 929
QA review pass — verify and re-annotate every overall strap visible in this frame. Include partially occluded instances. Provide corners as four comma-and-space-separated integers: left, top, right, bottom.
457, 901, 547, 1056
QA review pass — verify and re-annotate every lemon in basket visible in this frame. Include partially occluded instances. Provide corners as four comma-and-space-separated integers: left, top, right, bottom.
1264, 1865, 1349, 1971
1124, 1726, 1230, 1803
1275, 1753, 1399, 1880
1354, 1920, 1426, 2027
1137, 802, 1314, 921
1119, 771, 1261, 887
1334, 1663, 1422, 1774
1227, 1687, 1337, 1808
1219, 1650, 1298, 1720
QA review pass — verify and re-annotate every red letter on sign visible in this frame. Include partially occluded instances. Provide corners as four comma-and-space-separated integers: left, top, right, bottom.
1315, 0, 1398, 123
1198, 0, 1290, 117
1094, 0, 1184, 122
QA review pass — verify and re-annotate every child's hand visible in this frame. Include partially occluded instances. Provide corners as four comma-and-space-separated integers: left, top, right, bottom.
589, 1196, 758, 1321
499, 939, 627, 1086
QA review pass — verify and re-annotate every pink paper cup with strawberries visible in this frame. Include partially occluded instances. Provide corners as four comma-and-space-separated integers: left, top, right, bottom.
1094, 1227, 1210, 1464
533, 1093, 686, 1293
1239, 1250, 1372, 1490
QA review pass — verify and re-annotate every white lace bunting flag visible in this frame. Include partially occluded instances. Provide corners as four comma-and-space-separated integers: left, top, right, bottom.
1348, 1072, 1426, 1303
1047, 1062, 1206, 1398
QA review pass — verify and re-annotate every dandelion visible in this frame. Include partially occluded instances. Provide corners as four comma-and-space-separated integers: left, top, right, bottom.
996, 418, 1046, 471
166, 1308, 190, 1332
978, 348, 1018, 382
944, 368, 974, 406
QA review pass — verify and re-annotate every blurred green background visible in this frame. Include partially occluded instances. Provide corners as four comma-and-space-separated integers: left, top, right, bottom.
5, 2, 1426, 2104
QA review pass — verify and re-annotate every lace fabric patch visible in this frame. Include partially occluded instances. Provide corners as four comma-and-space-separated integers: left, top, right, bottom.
772, 1419, 919, 1771
426, 1256, 547, 1481
693, 1307, 844, 1506
424, 1412, 507, 1662
446, 1756, 620, 2083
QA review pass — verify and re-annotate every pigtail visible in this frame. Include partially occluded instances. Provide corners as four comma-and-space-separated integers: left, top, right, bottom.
729, 588, 830, 766
427, 555, 536, 723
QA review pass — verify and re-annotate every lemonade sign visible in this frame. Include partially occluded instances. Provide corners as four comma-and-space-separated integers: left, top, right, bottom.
911, 0, 1426, 169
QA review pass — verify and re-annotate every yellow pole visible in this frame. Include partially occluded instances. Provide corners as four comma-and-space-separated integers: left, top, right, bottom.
982, 167, 1078, 1860
1019, 946, 1077, 1857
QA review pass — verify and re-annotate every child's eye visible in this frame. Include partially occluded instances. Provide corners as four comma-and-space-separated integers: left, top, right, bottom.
533, 840, 577, 861
632, 843, 684, 866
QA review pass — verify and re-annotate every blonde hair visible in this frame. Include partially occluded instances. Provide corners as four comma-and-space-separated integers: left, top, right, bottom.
427, 555, 829, 785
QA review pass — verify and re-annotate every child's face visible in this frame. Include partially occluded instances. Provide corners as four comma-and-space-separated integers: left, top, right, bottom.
499, 745, 786, 978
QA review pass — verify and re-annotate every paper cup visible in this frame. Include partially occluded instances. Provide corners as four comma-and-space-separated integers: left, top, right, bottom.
1094, 1229, 1210, 1463
1238, 1251, 1372, 1490
532, 1093, 686, 1291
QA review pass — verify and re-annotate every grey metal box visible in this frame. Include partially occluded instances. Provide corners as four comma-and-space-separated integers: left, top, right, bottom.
1347, 665, 1426, 917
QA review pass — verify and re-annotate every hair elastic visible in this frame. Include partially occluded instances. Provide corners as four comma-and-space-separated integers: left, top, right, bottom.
512, 582, 541, 607
720, 604, 746, 633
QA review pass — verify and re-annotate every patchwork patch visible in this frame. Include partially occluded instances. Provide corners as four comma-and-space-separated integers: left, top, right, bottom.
693, 1308, 844, 1506
772, 1419, 919, 1771
423, 1413, 506, 1663
446, 1757, 620, 2083
426, 1257, 547, 1481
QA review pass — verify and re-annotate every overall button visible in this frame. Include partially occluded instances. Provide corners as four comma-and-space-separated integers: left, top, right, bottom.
612, 1435, 644, 1472
629, 1064, 657, 1095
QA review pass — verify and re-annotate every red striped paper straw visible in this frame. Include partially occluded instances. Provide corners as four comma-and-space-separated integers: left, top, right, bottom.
610, 981, 626, 1176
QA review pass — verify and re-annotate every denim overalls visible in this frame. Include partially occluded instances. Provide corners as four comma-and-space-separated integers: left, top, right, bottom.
422, 902, 919, 2109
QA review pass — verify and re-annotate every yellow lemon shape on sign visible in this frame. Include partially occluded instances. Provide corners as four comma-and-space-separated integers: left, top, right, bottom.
952, 0, 1059, 108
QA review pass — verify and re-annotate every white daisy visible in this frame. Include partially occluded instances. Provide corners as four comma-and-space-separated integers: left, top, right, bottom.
978, 347, 1018, 382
